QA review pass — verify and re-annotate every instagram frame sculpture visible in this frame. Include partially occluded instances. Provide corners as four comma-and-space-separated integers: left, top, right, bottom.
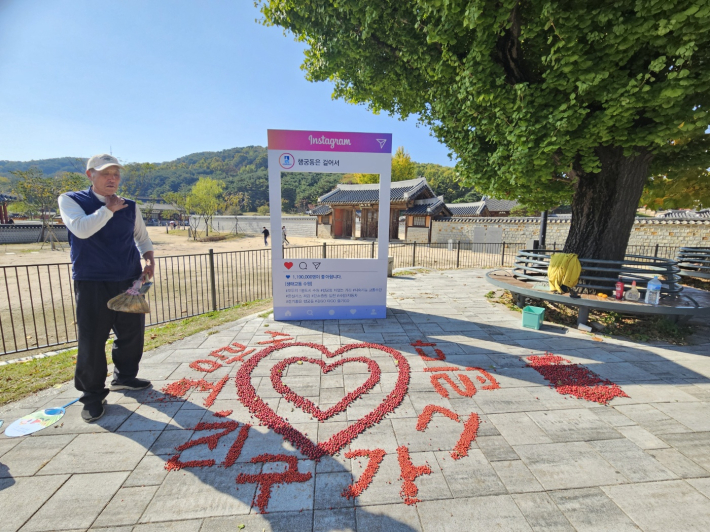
268, 129, 392, 320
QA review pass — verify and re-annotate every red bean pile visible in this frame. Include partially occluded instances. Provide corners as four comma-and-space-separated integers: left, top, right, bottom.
527, 352, 629, 404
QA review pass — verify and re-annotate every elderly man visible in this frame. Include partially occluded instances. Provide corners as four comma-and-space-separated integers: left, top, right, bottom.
59, 154, 155, 422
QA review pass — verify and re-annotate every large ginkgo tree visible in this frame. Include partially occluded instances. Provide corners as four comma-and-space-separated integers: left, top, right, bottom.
259, 0, 710, 260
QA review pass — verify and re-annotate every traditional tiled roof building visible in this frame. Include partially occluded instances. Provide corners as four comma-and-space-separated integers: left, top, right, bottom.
445, 201, 489, 217
0, 193, 18, 224
311, 177, 451, 241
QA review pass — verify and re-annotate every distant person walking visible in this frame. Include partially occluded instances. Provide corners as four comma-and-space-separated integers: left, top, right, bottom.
282, 225, 290, 245
262, 226, 269, 246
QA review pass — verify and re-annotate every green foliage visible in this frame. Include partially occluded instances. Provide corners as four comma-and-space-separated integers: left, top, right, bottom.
3, 145, 466, 213
12, 169, 88, 219
258, 0, 710, 211
641, 166, 710, 210
121, 163, 157, 198
414, 162, 480, 203
187, 177, 225, 238
257, 204, 270, 215
391, 146, 417, 182
352, 145, 417, 184
188, 177, 224, 215
510, 204, 540, 216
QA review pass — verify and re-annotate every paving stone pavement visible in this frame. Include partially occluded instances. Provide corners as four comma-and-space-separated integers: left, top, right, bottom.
2, 268, 710, 531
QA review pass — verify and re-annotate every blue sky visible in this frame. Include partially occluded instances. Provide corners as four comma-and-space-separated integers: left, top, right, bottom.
0, 0, 452, 165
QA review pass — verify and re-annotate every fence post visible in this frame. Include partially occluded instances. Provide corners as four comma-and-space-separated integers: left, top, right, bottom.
371, 240, 375, 258
456, 241, 461, 268
501, 242, 506, 266
208, 248, 217, 311
654, 244, 659, 257
322, 242, 327, 259
412, 241, 417, 267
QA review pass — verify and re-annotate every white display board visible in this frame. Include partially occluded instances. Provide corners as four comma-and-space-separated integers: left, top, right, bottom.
268, 129, 392, 320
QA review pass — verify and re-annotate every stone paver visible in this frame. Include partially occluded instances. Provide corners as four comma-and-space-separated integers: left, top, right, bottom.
21, 471, 127, 531
0, 475, 69, 532
549, 487, 641, 531
1, 268, 709, 530
602, 480, 710, 531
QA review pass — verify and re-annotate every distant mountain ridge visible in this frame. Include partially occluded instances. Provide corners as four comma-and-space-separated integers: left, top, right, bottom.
0, 156, 87, 177
0, 146, 469, 211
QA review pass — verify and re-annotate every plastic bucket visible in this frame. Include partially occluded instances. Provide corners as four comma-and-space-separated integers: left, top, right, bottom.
522, 306, 545, 330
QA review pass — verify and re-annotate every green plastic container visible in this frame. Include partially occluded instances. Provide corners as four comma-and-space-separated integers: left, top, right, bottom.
522, 306, 545, 330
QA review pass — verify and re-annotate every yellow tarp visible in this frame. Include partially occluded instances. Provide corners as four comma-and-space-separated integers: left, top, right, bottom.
548, 253, 581, 292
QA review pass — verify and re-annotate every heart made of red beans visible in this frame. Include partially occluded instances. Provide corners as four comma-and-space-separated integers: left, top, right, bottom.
236, 342, 411, 460
271, 355, 381, 421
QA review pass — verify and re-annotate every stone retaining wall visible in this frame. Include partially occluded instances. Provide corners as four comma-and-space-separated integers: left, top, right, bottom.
431, 217, 710, 250
191, 215, 317, 238
317, 223, 333, 239
405, 226, 430, 243
0, 224, 69, 244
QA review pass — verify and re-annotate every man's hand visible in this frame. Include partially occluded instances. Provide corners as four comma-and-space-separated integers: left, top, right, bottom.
106, 195, 128, 213
142, 251, 155, 280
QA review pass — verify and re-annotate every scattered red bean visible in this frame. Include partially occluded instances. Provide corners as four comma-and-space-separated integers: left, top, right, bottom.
526, 352, 628, 404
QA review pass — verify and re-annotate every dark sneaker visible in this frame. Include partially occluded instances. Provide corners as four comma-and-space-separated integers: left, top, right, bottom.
109, 377, 152, 391
81, 400, 106, 423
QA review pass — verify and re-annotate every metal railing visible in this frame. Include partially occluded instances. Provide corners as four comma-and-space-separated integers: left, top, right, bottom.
0, 240, 591, 356
1, 248, 273, 356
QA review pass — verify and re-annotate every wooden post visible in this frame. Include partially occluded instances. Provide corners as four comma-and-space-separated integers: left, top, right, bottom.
412, 241, 417, 267
456, 241, 461, 268
371, 240, 375, 258
501, 242, 506, 266
322, 242, 327, 259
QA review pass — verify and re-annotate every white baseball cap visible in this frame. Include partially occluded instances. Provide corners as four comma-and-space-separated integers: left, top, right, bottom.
86, 154, 123, 172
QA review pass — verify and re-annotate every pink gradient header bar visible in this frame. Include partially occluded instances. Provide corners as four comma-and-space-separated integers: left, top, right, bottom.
268, 129, 392, 153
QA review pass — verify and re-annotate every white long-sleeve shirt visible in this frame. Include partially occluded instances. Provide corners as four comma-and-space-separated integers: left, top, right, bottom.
58, 190, 154, 256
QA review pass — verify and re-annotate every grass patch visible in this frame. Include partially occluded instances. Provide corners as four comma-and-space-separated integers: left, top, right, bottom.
681, 276, 710, 291
486, 290, 521, 312
1, 299, 272, 406
393, 270, 419, 277
487, 289, 694, 344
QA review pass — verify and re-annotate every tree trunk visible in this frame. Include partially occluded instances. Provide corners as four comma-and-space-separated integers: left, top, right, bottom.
563, 146, 653, 263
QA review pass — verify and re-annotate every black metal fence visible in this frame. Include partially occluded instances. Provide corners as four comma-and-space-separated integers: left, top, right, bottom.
1, 241, 680, 356
1, 248, 272, 357
547, 242, 679, 260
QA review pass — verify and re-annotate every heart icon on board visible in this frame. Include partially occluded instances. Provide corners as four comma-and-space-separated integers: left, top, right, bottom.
286, 275, 290, 279
350, 309, 357, 315
284, 262, 294, 270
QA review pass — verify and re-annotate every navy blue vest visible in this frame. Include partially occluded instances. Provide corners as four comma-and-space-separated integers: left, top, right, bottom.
65, 188, 143, 281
